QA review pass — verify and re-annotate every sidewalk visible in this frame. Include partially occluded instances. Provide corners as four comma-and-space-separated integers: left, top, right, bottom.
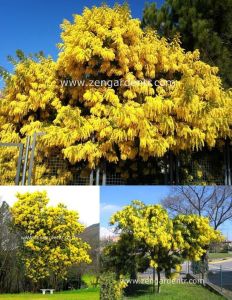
209, 257, 232, 265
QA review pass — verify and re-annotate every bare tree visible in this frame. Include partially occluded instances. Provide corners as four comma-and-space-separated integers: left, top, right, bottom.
0, 200, 24, 293
162, 186, 232, 230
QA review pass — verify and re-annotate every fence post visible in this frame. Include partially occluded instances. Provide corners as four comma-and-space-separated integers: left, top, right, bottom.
90, 170, 94, 185
27, 133, 36, 185
227, 140, 231, 185
164, 154, 168, 184
27, 132, 45, 185
220, 265, 222, 292
102, 169, 106, 185
175, 155, 180, 185
102, 161, 107, 185
170, 151, 174, 184
224, 140, 231, 185
96, 168, 100, 185
21, 136, 31, 185
15, 143, 24, 185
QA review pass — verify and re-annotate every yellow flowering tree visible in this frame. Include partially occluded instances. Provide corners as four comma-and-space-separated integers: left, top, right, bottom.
47, 4, 231, 169
110, 200, 221, 293
0, 5, 231, 184
11, 191, 91, 287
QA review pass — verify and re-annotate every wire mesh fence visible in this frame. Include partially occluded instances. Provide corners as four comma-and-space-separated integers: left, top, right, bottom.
191, 159, 224, 185
184, 260, 232, 298
105, 173, 126, 185
104, 159, 168, 185
0, 143, 23, 185
207, 265, 232, 293
104, 149, 227, 185
180, 150, 225, 185
32, 154, 92, 185
0, 134, 231, 185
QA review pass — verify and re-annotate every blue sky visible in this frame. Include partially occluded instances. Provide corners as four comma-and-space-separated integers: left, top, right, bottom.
0, 0, 162, 82
100, 186, 232, 240
101, 186, 170, 227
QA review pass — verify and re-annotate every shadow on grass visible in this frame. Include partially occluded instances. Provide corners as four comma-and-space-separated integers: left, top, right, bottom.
125, 284, 153, 297
123, 283, 226, 300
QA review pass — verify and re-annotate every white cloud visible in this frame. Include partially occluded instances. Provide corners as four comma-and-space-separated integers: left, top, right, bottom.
101, 203, 120, 213
100, 226, 116, 239
0, 186, 99, 227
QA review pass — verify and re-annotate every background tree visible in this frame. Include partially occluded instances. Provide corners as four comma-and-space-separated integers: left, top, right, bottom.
69, 223, 100, 289
11, 191, 91, 290
142, 0, 232, 184
102, 233, 149, 281
142, 0, 232, 88
110, 200, 221, 293
162, 186, 232, 276
0, 200, 24, 293
162, 186, 232, 229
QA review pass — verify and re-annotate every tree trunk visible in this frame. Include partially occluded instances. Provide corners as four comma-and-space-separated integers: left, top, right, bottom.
157, 270, 161, 293
201, 248, 209, 280
152, 268, 156, 293
130, 265, 137, 281
32, 281, 38, 293
130, 268, 137, 284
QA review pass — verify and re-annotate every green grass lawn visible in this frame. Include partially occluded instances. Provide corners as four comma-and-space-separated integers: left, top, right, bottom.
209, 252, 232, 260
0, 288, 99, 300
124, 283, 225, 300
82, 274, 98, 286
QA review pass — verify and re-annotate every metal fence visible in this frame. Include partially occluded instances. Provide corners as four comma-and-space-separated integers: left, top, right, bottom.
103, 148, 229, 185
181, 260, 232, 298
207, 264, 232, 293
0, 133, 231, 185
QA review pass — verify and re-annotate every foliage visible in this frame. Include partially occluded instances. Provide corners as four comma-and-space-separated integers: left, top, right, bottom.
191, 260, 208, 276
82, 274, 99, 288
49, 5, 231, 166
0, 147, 19, 185
100, 272, 127, 300
102, 233, 149, 280
0, 54, 69, 185
109, 200, 222, 292
11, 191, 91, 285
0, 4, 231, 184
142, 0, 232, 88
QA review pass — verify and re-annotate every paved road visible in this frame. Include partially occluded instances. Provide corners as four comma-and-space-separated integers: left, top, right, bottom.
209, 259, 232, 269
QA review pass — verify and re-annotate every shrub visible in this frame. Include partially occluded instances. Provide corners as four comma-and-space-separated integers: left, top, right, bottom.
100, 272, 126, 300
